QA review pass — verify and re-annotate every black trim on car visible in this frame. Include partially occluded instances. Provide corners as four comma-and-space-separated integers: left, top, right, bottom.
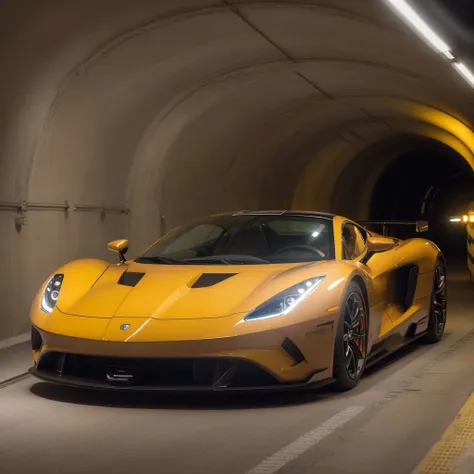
30, 351, 333, 392
118, 271, 145, 287
191, 273, 237, 288
281, 338, 306, 365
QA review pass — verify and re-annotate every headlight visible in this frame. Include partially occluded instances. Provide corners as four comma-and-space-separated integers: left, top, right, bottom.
244, 276, 325, 321
40, 274, 64, 314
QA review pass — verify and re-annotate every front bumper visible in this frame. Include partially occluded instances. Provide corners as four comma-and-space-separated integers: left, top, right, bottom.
30, 318, 336, 391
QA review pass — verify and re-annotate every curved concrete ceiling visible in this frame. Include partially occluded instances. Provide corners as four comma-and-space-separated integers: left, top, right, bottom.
1, 0, 474, 340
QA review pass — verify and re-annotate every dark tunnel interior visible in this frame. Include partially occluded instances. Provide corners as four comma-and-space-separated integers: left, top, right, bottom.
370, 143, 474, 258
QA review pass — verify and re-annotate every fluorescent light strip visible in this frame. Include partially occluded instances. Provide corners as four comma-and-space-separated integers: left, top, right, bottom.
385, 0, 450, 53
442, 51, 455, 61
453, 62, 474, 87
385, 0, 474, 90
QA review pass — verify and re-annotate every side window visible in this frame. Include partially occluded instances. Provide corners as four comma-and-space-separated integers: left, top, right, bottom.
342, 223, 366, 260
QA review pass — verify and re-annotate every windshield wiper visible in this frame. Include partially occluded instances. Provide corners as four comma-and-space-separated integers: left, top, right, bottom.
185, 258, 231, 265
183, 255, 270, 265
135, 256, 187, 265
137, 255, 270, 265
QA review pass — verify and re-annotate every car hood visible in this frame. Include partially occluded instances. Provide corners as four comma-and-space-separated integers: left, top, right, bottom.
59, 260, 329, 319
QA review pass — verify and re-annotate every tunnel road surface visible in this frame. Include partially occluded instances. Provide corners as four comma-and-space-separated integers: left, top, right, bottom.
1, 265, 474, 474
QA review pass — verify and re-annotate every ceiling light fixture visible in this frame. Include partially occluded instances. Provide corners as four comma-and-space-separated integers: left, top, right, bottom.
442, 51, 455, 61
384, 0, 474, 90
385, 0, 450, 54
453, 62, 474, 88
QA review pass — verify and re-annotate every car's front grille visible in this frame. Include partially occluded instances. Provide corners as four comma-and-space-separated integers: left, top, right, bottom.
36, 352, 279, 388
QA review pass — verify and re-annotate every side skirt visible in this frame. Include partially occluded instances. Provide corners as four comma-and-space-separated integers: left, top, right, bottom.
366, 321, 428, 369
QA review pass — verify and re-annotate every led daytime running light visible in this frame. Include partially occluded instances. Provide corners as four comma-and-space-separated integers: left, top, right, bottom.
245, 276, 325, 321
40, 274, 64, 314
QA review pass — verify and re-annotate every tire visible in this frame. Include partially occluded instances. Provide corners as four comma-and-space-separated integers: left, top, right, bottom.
424, 259, 447, 344
333, 282, 368, 391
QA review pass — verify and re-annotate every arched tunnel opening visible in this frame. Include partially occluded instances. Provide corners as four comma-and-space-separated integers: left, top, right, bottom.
369, 140, 474, 257
367, 144, 474, 257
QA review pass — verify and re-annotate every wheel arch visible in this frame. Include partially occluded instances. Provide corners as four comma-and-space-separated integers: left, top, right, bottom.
350, 273, 370, 348
351, 274, 369, 310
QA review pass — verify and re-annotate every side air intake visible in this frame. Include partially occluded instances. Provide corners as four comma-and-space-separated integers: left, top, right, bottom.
281, 338, 306, 365
192, 273, 237, 288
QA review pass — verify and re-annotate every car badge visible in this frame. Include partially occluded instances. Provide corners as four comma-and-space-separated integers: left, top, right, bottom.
120, 324, 131, 331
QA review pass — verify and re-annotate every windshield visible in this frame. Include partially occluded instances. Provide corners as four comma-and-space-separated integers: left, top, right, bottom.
136, 214, 335, 265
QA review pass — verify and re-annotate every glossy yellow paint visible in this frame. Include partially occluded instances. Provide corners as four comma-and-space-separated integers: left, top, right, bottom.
367, 235, 396, 253
107, 239, 129, 252
30, 213, 442, 386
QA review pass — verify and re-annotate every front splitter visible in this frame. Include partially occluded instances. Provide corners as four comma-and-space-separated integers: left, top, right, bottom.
29, 367, 334, 393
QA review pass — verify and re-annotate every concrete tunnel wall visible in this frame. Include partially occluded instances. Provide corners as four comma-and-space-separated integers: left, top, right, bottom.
1, 0, 474, 342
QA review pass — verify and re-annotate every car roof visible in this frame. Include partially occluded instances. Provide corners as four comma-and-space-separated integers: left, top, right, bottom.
230, 210, 336, 219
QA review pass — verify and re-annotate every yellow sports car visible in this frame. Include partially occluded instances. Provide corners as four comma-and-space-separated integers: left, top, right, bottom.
29, 211, 446, 392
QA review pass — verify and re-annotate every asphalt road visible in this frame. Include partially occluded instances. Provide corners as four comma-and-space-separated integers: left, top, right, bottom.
2, 264, 474, 474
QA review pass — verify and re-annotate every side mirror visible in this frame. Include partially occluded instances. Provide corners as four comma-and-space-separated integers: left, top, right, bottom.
108, 239, 129, 263
362, 236, 395, 265
367, 236, 395, 253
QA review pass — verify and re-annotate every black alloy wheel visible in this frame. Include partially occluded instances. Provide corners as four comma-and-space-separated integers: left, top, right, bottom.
333, 282, 368, 391
425, 259, 447, 343
343, 292, 367, 380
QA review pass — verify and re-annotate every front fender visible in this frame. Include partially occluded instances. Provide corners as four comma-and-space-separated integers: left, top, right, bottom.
30, 259, 110, 327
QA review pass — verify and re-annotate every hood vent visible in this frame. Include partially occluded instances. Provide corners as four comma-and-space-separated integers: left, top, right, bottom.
192, 273, 237, 288
118, 271, 145, 287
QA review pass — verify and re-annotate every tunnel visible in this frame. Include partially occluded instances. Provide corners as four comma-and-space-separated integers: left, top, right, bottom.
2, 1, 474, 474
